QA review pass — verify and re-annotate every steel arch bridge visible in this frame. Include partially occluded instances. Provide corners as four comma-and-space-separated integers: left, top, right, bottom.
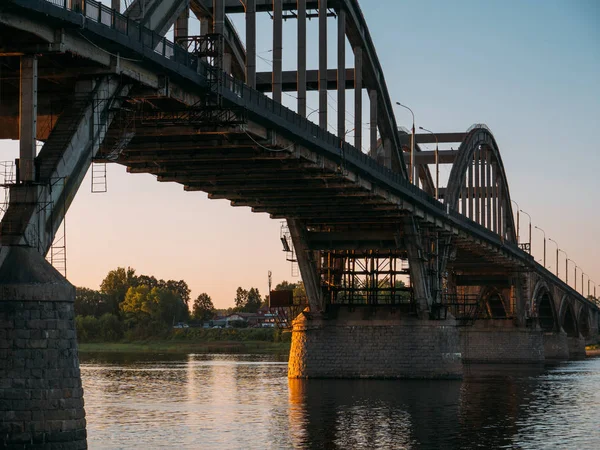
0, 0, 598, 382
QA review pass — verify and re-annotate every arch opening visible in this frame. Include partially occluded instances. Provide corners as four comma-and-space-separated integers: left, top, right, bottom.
562, 305, 578, 337
486, 293, 507, 318
578, 309, 590, 339
538, 293, 555, 332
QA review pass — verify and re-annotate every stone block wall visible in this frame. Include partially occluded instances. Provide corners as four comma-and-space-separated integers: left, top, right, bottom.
543, 332, 569, 361
567, 336, 586, 360
460, 324, 544, 364
288, 309, 462, 379
0, 247, 86, 449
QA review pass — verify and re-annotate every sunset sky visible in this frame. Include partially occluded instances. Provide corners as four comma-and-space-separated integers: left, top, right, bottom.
1, 0, 598, 308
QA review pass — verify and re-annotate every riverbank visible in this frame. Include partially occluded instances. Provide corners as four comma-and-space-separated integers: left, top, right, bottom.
78, 340, 291, 355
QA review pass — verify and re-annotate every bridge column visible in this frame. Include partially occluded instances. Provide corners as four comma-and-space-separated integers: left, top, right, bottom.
319, 0, 328, 129
19, 55, 37, 183
246, 0, 256, 88
0, 247, 87, 448
286, 220, 324, 313
337, 7, 346, 139
272, 0, 283, 103
174, 8, 189, 41
369, 89, 377, 157
297, 0, 307, 117
111, 0, 120, 13
353, 46, 362, 151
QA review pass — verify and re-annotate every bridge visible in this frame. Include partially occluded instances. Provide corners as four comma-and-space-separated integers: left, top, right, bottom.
0, 0, 598, 447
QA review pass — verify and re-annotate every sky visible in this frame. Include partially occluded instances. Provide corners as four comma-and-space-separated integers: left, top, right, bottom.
1, 1, 599, 308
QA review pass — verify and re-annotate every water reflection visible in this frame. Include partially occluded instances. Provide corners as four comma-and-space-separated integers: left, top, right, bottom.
80, 354, 600, 449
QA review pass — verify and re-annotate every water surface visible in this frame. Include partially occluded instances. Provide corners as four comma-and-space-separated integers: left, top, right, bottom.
80, 353, 600, 449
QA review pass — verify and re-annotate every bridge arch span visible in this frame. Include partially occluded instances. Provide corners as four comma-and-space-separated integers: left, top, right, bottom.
578, 308, 591, 339
559, 296, 579, 337
479, 287, 508, 319
532, 281, 558, 332
445, 125, 517, 242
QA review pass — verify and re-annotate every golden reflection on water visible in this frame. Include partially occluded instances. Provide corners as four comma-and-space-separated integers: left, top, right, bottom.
80, 354, 600, 449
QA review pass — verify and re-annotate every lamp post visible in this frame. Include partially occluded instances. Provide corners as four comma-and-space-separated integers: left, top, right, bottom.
567, 259, 577, 291
419, 126, 439, 199
559, 249, 568, 284
591, 280, 597, 303
511, 200, 520, 243
548, 238, 559, 277
534, 226, 546, 268
396, 102, 415, 185
519, 210, 532, 254
582, 272, 587, 297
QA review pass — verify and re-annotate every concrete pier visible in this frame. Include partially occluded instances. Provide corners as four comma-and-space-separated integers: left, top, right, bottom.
0, 247, 86, 449
288, 309, 462, 379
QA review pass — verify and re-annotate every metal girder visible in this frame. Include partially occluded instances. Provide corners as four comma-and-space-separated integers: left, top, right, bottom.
0, 76, 129, 258
411, 150, 458, 165
125, 0, 190, 36
399, 132, 467, 146
256, 69, 355, 93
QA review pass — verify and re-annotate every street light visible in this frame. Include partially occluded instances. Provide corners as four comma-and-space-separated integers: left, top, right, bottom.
567, 259, 577, 291
591, 280, 597, 302
396, 102, 415, 185
519, 210, 532, 254
548, 238, 559, 277
534, 226, 546, 268
511, 200, 520, 243
582, 272, 588, 297
559, 249, 568, 284
419, 126, 439, 199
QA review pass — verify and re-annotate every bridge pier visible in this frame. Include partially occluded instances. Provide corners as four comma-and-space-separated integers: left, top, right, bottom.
288, 308, 462, 379
567, 335, 586, 360
542, 331, 570, 361
460, 322, 545, 364
0, 247, 86, 449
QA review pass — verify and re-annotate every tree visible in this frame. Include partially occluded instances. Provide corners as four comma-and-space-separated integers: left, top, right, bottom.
100, 267, 137, 314
246, 287, 262, 313
120, 285, 188, 326
165, 279, 191, 307
274, 281, 298, 291
192, 293, 216, 322
75, 287, 110, 317
234, 287, 249, 310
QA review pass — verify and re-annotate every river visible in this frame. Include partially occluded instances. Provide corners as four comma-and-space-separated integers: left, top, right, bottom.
79, 353, 600, 449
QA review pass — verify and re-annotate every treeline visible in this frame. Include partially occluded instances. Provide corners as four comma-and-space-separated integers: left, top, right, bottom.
74, 266, 273, 342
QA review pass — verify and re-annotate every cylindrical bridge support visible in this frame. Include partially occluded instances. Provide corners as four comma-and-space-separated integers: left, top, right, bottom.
337, 8, 346, 140
354, 46, 363, 151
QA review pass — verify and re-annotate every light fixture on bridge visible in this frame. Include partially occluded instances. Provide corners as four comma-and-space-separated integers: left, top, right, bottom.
419, 126, 439, 200
395, 102, 415, 185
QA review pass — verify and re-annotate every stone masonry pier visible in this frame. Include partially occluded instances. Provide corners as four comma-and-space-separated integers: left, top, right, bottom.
288, 308, 463, 379
0, 247, 86, 449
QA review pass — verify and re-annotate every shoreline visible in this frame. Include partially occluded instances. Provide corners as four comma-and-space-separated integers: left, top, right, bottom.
78, 340, 291, 355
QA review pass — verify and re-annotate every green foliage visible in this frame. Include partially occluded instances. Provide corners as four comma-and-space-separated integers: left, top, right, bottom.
274, 281, 298, 291
75, 314, 123, 342
171, 327, 277, 342
75, 287, 110, 317
100, 267, 137, 315
233, 286, 262, 312
120, 285, 188, 327
192, 293, 216, 322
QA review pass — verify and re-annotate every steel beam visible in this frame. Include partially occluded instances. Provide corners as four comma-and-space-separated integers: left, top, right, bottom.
256, 69, 354, 92
288, 219, 325, 311
297, 0, 307, 117
246, 0, 256, 88
319, 0, 328, 130
369, 89, 378, 156
19, 55, 37, 182
354, 46, 362, 151
273, 0, 283, 103
174, 8, 189, 40
337, 7, 346, 139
